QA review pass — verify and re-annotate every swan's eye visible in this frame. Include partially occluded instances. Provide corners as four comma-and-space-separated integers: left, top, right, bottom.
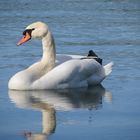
23, 28, 35, 36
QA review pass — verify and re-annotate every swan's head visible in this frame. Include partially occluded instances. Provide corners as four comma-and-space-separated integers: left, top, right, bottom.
17, 21, 49, 45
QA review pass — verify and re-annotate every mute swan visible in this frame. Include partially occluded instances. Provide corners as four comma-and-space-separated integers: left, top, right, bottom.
8, 21, 113, 90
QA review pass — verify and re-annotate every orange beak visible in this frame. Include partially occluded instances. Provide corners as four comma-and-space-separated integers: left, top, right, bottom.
17, 32, 31, 46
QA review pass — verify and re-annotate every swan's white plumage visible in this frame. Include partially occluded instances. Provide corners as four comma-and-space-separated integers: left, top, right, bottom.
8, 22, 113, 90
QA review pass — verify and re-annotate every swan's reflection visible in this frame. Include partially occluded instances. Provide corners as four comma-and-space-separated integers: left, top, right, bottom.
8, 85, 112, 140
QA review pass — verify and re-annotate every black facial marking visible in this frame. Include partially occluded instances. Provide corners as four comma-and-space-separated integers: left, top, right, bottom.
23, 28, 35, 36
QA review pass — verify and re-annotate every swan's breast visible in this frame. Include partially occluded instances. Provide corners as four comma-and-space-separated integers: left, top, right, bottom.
8, 70, 31, 90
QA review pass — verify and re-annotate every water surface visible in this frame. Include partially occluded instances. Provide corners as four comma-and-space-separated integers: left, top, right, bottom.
0, 0, 140, 140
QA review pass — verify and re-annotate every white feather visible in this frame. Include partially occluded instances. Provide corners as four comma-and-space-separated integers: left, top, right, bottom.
8, 22, 113, 90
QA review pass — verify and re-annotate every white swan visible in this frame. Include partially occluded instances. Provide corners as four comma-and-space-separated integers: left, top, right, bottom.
8, 21, 113, 90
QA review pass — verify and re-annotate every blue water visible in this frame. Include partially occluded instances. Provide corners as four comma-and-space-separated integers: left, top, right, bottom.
0, 0, 140, 140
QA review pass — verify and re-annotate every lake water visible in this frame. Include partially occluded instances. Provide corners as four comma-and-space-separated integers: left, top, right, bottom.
0, 0, 140, 140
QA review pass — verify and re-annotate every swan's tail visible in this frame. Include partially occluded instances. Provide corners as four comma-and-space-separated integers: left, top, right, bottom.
103, 62, 114, 76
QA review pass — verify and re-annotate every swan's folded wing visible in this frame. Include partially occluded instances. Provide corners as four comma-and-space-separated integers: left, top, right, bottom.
31, 59, 102, 89
56, 54, 83, 65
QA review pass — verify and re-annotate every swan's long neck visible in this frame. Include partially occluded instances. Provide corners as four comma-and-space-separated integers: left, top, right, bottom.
25, 30, 56, 83
41, 31, 56, 72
